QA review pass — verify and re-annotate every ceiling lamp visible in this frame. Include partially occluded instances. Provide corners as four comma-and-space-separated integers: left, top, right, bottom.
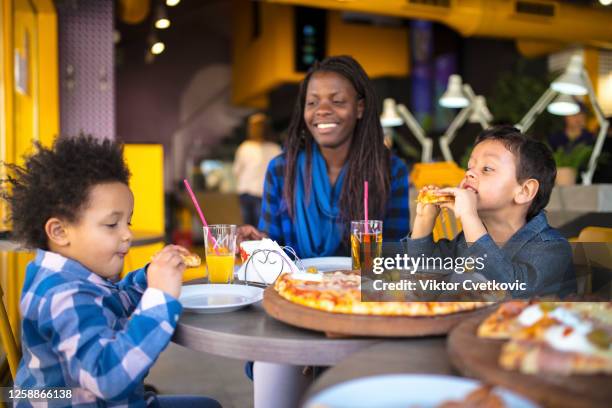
547, 94, 580, 116
151, 41, 165, 55
551, 54, 587, 95
380, 98, 404, 127
516, 53, 609, 185
439, 75, 469, 108
166, 0, 181, 6
155, 5, 170, 29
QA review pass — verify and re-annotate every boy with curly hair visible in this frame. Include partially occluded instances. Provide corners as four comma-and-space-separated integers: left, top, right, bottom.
2, 136, 220, 408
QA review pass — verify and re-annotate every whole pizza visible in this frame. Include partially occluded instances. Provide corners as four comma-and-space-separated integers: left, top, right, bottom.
274, 271, 493, 317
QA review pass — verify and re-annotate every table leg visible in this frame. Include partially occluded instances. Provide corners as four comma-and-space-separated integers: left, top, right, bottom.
253, 361, 313, 408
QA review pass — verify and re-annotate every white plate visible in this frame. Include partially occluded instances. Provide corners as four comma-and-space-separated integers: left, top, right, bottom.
300, 257, 352, 272
303, 374, 539, 408
179, 284, 263, 314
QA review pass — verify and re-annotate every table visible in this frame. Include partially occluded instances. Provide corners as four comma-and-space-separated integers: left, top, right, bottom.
303, 339, 450, 406
173, 302, 379, 366
173, 300, 458, 408
173, 301, 380, 408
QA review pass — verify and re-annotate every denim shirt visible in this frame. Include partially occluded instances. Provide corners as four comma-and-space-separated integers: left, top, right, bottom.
403, 212, 576, 298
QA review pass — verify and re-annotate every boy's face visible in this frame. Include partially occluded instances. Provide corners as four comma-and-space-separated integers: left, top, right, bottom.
462, 140, 523, 214
62, 182, 134, 280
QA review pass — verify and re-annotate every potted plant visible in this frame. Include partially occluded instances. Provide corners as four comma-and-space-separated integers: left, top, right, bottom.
552, 143, 593, 186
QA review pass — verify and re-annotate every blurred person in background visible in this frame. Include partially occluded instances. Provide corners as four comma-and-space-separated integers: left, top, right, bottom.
548, 102, 595, 152
233, 113, 282, 225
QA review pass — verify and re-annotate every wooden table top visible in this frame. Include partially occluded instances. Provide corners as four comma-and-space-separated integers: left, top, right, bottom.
303, 337, 451, 404
173, 301, 381, 365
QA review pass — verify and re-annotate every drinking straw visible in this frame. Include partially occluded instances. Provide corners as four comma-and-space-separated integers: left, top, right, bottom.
183, 179, 219, 253
364, 180, 369, 234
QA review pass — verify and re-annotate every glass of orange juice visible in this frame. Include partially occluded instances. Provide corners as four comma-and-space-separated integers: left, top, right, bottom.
203, 224, 237, 284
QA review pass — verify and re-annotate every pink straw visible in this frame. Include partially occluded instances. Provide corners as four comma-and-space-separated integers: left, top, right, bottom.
183, 179, 219, 252
364, 181, 369, 234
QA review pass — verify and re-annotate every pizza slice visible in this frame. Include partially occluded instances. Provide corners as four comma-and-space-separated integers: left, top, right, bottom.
180, 253, 201, 268
499, 304, 612, 375
477, 301, 531, 339
416, 189, 455, 205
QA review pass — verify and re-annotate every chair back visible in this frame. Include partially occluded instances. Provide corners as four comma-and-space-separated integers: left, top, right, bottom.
0, 285, 20, 379
574, 226, 612, 296
577, 226, 612, 243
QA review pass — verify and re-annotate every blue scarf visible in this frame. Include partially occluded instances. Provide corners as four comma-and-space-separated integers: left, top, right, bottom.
294, 145, 346, 258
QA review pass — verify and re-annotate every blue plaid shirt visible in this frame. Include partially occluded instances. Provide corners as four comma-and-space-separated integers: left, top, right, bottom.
258, 153, 410, 257
15, 250, 182, 407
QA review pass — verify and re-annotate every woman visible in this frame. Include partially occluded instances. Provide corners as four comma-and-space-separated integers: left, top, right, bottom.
239, 55, 409, 258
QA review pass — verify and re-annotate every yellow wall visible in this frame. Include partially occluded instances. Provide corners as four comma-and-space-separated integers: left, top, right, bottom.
266, 0, 612, 49
122, 145, 165, 276
121, 144, 205, 280
1, 0, 58, 342
232, 0, 409, 107
327, 11, 408, 78
1, 0, 58, 230
123, 144, 165, 235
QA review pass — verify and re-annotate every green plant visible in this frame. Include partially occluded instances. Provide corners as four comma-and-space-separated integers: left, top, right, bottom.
488, 60, 564, 140
552, 144, 593, 170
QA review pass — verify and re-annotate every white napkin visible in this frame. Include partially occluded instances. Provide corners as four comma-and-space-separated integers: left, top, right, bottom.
236, 239, 301, 284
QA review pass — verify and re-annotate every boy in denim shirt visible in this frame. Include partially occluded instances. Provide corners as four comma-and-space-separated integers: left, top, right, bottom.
404, 126, 574, 297
2, 136, 220, 407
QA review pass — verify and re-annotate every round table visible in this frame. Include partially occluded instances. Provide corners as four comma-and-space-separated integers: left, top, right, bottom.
173, 302, 380, 366
172, 301, 455, 408
302, 338, 451, 405
173, 300, 381, 408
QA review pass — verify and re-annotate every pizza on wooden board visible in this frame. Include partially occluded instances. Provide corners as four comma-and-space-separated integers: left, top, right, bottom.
477, 301, 612, 375
273, 271, 492, 317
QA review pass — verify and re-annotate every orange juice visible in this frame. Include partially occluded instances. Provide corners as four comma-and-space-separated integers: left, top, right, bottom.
206, 254, 235, 283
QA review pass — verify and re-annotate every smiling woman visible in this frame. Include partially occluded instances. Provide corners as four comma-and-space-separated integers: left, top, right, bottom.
237, 55, 410, 259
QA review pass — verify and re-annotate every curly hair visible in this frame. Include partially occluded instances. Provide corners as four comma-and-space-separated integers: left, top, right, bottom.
474, 125, 556, 221
1, 135, 130, 249
283, 55, 391, 224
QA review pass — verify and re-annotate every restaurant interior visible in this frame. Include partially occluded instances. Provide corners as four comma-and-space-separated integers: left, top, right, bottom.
1, 0, 612, 407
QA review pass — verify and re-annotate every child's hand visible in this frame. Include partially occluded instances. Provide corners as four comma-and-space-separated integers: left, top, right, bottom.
236, 225, 267, 254
438, 187, 478, 222
411, 185, 441, 239
147, 245, 190, 299
415, 185, 442, 220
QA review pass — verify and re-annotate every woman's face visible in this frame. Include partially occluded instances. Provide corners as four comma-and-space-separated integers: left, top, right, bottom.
303, 71, 364, 150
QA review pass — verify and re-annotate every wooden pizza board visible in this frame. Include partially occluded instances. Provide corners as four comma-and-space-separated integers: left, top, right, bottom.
448, 315, 612, 408
263, 286, 493, 338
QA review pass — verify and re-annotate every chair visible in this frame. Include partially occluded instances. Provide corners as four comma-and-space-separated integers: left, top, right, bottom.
572, 226, 612, 296
576, 226, 612, 243
0, 284, 21, 379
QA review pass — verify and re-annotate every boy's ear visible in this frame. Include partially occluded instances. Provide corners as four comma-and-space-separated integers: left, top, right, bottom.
45, 218, 70, 247
515, 178, 539, 205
